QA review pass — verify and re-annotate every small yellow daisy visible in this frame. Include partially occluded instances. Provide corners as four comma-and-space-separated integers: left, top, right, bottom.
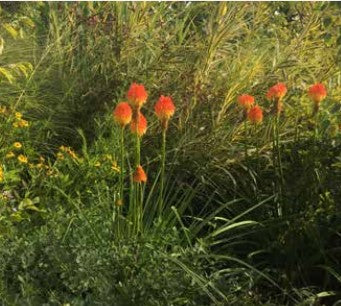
6, 151, 15, 159
15, 112, 23, 119
18, 154, 28, 164
13, 142, 22, 149
18, 119, 29, 127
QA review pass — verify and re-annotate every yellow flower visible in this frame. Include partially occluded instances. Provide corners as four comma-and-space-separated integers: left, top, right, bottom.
36, 163, 44, 169
13, 119, 29, 128
59, 145, 67, 152
18, 154, 28, 164
13, 142, 22, 149
56, 152, 64, 160
39, 156, 45, 163
94, 161, 101, 167
18, 119, 29, 128
15, 112, 23, 119
111, 161, 120, 173
6, 151, 15, 159
68, 149, 78, 159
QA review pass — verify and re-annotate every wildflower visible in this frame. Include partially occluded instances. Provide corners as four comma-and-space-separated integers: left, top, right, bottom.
111, 161, 120, 172
94, 161, 101, 167
133, 165, 147, 183
6, 151, 15, 159
18, 119, 29, 128
267, 83, 287, 116
17, 154, 28, 164
13, 142, 22, 149
67, 149, 78, 160
130, 111, 147, 137
266, 83, 287, 100
56, 152, 64, 160
127, 83, 148, 109
36, 163, 44, 169
39, 156, 45, 163
155, 95, 175, 121
113, 102, 132, 127
237, 94, 255, 110
308, 83, 327, 104
154, 95, 175, 130
59, 145, 67, 152
15, 112, 23, 119
248, 105, 263, 124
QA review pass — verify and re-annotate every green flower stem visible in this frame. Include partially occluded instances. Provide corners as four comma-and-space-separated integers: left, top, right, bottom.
244, 119, 248, 159
120, 126, 125, 199
135, 131, 142, 235
117, 126, 125, 240
273, 114, 283, 217
159, 128, 167, 217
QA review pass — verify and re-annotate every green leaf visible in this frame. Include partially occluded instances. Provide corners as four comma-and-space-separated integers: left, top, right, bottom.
210, 220, 259, 238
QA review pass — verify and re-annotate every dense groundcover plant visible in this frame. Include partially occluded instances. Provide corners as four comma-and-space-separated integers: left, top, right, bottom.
0, 2, 341, 305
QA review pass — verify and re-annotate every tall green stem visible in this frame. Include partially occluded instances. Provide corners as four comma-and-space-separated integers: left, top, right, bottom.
120, 126, 125, 200
274, 115, 283, 217
244, 119, 248, 159
159, 129, 166, 217
135, 131, 142, 234
116, 126, 125, 239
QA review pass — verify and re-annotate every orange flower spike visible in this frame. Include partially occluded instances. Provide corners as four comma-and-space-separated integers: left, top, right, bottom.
248, 105, 263, 124
266, 83, 287, 101
130, 111, 147, 137
113, 102, 132, 127
127, 83, 148, 109
155, 95, 175, 121
154, 95, 175, 130
237, 94, 255, 110
133, 165, 147, 183
308, 83, 327, 104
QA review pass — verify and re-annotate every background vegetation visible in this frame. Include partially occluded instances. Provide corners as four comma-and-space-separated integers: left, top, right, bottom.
0, 2, 340, 305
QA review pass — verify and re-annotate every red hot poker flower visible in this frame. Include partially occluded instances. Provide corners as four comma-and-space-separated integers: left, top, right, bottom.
308, 83, 327, 104
133, 165, 147, 183
154, 95, 175, 130
266, 83, 287, 100
113, 102, 132, 127
154, 95, 175, 121
237, 94, 255, 110
127, 83, 148, 109
248, 105, 263, 124
130, 111, 147, 137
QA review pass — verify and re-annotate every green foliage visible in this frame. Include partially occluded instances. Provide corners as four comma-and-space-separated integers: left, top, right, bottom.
0, 2, 340, 304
